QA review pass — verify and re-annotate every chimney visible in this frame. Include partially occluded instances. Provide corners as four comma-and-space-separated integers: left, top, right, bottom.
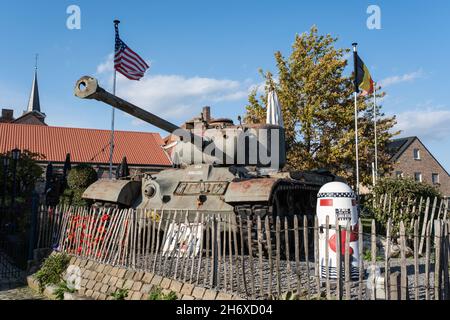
202, 106, 211, 122
1, 109, 14, 122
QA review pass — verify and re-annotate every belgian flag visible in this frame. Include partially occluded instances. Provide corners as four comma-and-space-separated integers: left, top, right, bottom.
353, 51, 374, 96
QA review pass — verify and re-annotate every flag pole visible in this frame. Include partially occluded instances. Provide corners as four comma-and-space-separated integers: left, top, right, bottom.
373, 84, 378, 185
352, 42, 360, 196
109, 19, 120, 179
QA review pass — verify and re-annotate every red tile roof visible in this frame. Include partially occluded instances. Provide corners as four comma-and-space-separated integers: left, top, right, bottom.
0, 123, 172, 166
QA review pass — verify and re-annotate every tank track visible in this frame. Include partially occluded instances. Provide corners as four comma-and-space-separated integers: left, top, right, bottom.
235, 203, 273, 256
234, 181, 317, 258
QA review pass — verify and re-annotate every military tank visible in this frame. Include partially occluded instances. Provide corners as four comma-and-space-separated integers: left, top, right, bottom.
74, 76, 344, 253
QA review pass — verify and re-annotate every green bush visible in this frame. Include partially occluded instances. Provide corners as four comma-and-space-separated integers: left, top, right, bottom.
111, 289, 129, 300
54, 281, 75, 300
59, 188, 91, 207
367, 177, 442, 237
60, 164, 97, 207
148, 287, 177, 300
67, 164, 98, 189
34, 253, 70, 292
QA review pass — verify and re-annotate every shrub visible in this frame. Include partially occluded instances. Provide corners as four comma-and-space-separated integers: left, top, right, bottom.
60, 164, 97, 206
59, 188, 91, 207
367, 177, 442, 237
148, 287, 177, 300
34, 253, 70, 292
67, 164, 97, 190
54, 280, 75, 300
111, 289, 128, 300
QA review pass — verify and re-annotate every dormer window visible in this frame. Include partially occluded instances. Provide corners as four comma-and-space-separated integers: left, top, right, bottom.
413, 148, 421, 160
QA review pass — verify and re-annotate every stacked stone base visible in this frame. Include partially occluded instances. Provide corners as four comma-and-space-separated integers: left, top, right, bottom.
29, 256, 244, 300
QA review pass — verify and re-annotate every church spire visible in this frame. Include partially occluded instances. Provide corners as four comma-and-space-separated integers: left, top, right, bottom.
27, 54, 41, 113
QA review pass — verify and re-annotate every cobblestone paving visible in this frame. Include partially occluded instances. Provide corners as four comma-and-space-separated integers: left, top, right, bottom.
0, 284, 47, 300
1, 250, 46, 300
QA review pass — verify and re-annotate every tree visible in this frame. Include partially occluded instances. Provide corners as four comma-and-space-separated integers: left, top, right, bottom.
245, 26, 399, 187
0, 149, 44, 200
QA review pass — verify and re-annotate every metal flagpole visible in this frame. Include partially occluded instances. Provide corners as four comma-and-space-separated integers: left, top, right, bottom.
109, 20, 120, 179
373, 84, 378, 184
352, 43, 360, 196
109, 71, 116, 179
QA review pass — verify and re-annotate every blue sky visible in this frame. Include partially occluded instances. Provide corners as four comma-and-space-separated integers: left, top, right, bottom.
1, 0, 450, 170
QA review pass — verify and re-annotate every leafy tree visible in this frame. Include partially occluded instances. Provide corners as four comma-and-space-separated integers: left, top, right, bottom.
0, 149, 44, 200
245, 26, 399, 187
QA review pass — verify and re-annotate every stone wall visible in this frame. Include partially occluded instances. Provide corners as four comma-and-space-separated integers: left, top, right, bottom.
29, 255, 244, 301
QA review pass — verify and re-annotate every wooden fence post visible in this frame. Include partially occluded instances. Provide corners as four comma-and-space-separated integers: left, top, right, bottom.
265, 216, 273, 298
434, 219, 442, 300
257, 215, 263, 298
275, 216, 282, 297
414, 219, 419, 300
325, 215, 331, 300
419, 197, 431, 255
425, 220, 431, 300
285, 217, 293, 293
246, 216, 255, 298
358, 218, 363, 300
314, 216, 320, 298
335, 219, 342, 300
303, 216, 310, 299
345, 221, 351, 300
399, 221, 408, 300
294, 215, 301, 298
371, 219, 376, 300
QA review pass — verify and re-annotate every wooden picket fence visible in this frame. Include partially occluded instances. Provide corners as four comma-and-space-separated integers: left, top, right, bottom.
35, 200, 450, 300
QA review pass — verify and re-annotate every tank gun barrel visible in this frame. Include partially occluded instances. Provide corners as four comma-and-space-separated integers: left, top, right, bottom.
74, 76, 180, 134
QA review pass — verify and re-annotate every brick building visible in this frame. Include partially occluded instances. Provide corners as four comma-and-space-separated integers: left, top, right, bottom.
387, 136, 450, 196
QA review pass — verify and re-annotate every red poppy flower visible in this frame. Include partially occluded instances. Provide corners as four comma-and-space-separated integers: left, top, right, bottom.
101, 214, 110, 221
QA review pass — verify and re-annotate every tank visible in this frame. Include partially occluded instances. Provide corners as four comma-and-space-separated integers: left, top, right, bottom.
73, 76, 345, 252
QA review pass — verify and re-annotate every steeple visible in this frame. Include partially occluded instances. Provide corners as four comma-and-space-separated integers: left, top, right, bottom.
27, 55, 41, 113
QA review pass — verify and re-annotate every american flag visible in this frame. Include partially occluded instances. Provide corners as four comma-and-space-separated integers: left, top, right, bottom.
114, 23, 149, 80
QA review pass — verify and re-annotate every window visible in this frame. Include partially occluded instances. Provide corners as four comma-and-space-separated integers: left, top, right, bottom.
413, 148, 421, 160
432, 173, 440, 185
414, 172, 422, 182
395, 171, 403, 178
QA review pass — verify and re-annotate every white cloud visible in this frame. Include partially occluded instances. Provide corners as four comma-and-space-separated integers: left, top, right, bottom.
96, 53, 114, 74
395, 106, 450, 141
95, 54, 254, 122
379, 70, 423, 88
